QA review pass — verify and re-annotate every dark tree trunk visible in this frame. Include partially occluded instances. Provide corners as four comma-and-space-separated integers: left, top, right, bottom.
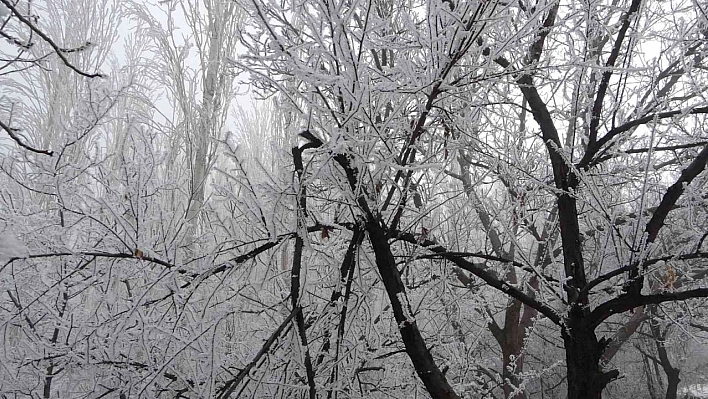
664, 368, 680, 399
366, 219, 460, 399
563, 313, 618, 399
498, 299, 527, 399
649, 307, 681, 399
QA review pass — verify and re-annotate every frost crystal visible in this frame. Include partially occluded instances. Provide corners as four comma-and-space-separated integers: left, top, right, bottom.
396, 292, 415, 328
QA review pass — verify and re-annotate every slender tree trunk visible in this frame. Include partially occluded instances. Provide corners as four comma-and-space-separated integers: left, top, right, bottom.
499, 299, 527, 399
184, 22, 219, 258
642, 354, 663, 399
649, 307, 680, 399
366, 219, 460, 399
184, 3, 239, 258
292, 145, 317, 399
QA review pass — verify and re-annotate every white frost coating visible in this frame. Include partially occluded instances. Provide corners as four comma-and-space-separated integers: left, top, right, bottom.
396, 292, 415, 329
679, 384, 708, 398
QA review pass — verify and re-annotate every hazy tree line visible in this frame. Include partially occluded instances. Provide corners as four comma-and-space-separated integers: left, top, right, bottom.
1, 0, 708, 398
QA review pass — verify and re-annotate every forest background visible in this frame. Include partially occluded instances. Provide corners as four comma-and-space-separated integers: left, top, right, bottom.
1, 0, 708, 398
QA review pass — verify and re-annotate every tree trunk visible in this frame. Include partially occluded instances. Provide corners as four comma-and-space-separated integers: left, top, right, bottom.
664, 368, 680, 399
649, 307, 680, 399
563, 315, 618, 399
366, 219, 460, 399
499, 299, 527, 399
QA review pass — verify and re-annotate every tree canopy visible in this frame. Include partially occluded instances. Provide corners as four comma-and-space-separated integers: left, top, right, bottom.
1, 0, 708, 398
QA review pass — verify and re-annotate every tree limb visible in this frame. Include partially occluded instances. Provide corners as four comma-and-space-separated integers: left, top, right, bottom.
0, 0, 103, 78
582, 252, 708, 298
395, 232, 562, 326
217, 308, 298, 399
587, 288, 708, 329
580, 107, 708, 168
0, 119, 53, 156
587, 0, 644, 148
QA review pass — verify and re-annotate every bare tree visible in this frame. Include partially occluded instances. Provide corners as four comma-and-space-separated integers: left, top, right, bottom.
0, 0, 105, 155
240, 0, 708, 397
3, 0, 708, 398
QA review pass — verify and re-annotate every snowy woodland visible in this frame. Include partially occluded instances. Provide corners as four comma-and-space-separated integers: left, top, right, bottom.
1, 0, 708, 398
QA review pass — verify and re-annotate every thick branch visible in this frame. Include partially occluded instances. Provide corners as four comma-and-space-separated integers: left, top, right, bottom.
580, 107, 708, 168
582, 252, 708, 297
587, 288, 708, 329
689, 322, 708, 333
416, 251, 559, 283
496, 7, 587, 296
622, 143, 708, 296
396, 233, 562, 326
644, 144, 708, 243
324, 225, 364, 385
525, 1, 559, 65
0, 119, 53, 155
447, 255, 562, 326
592, 141, 708, 165
587, 0, 643, 148
217, 308, 298, 399
291, 144, 317, 399
367, 220, 461, 399
601, 306, 646, 363
297, 131, 459, 397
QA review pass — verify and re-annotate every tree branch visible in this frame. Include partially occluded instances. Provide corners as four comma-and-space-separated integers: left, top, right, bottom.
618, 143, 708, 297
646, 143, 708, 243
396, 232, 562, 326
580, 107, 708, 168
217, 307, 298, 399
291, 144, 316, 399
0, 119, 53, 155
587, 0, 643, 148
367, 220, 461, 399
587, 288, 708, 329
689, 322, 708, 333
416, 251, 559, 283
581, 252, 708, 298
0, 0, 103, 78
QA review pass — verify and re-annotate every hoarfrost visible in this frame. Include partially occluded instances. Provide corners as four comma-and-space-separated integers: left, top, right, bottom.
396, 292, 415, 329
